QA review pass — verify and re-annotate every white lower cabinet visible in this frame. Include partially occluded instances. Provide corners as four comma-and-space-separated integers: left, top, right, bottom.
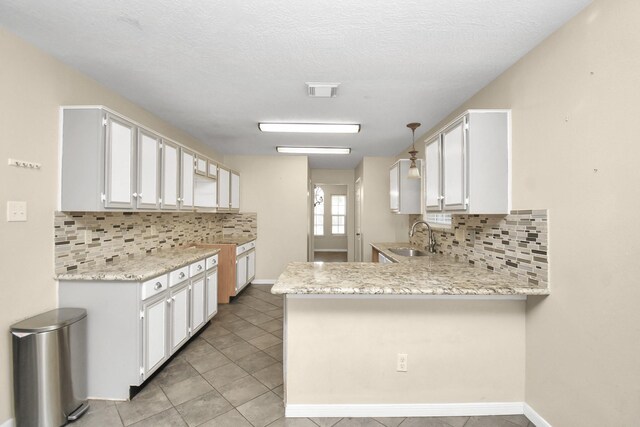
58, 253, 220, 399
191, 274, 206, 333
142, 294, 168, 376
247, 251, 256, 283
170, 281, 190, 353
206, 269, 218, 320
236, 253, 248, 292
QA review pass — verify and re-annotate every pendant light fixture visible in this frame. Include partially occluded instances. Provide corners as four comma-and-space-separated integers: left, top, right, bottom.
407, 122, 421, 179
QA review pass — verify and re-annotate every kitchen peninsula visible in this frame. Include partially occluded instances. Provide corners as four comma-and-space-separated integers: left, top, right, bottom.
272, 243, 549, 418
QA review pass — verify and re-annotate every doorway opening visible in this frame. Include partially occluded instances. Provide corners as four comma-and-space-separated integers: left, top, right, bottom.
311, 183, 349, 262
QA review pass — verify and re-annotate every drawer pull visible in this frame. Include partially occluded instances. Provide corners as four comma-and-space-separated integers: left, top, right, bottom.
154, 282, 163, 290
197, 265, 203, 271
179, 272, 186, 279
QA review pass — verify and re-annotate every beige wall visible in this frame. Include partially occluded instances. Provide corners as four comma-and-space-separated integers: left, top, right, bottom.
356, 157, 407, 261
225, 155, 309, 280
407, 0, 640, 424
286, 298, 525, 404
0, 29, 221, 423
310, 169, 355, 260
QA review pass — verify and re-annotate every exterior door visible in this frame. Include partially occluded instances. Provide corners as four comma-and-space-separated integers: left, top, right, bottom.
105, 114, 135, 209
142, 295, 168, 377
137, 129, 161, 209
355, 177, 362, 262
442, 118, 468, 211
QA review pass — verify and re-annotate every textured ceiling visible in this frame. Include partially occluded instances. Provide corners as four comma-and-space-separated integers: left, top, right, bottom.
0, 0, 591, 168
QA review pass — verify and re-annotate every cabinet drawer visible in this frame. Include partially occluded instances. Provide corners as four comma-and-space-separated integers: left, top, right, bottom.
236, 241, 255, 255
190, 259, 206, 276
206, 254, 218, 269
142, 275, 168, 300
169, 266, 189, 287
236, 244, 246, 255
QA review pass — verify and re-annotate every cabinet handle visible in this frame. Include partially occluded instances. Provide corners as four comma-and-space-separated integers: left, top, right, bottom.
179, 272, 186, 279
133, 192, 138, 198
154, 282, 163, 290
138, 193, 143, 198
172, 296, 176, 301
197, 265, 203, 271
166, 299, 171, 305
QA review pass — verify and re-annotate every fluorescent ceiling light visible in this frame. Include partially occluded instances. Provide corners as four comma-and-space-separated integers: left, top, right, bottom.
276, 146, 351, 155
259, 123, 360, 134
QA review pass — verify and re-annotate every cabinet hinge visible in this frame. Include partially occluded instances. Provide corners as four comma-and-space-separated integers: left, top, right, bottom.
158, 198, 162, 204
140, 367, 144, 377
102, 117, 108, 126
100, 193, 106, 202
188, 327, 192, 334
465, 197, 470, 205
140, 310, 144, 319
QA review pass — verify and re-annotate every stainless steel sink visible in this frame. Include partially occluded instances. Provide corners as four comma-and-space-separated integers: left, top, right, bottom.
388, 248, 429, 257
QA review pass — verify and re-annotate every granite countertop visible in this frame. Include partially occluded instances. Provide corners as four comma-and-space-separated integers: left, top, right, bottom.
271, 242, 549, 296
196, 235, 257, 246
56, 246, 220, 282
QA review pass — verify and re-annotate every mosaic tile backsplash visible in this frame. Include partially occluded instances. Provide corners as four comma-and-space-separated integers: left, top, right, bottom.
54, 211, 257, 274
409, 210, 548, 287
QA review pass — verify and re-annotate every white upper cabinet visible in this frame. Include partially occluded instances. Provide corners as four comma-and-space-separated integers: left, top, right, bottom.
218, 167, 230, 211
105, 115, 136, 209
442, 119, 467, 211
161, 140, 180, 210
180, 148, 194, 209
230, 171, 240, 211
389, 159, 422, 214
424, 135, 442, 211
60, 106, 236, 212
423, 110, 511, 214
137, 129, 161, 209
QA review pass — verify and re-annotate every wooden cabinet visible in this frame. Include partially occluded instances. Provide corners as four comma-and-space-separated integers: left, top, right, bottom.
58, 253, 219, 399
389, 159, 422, 214
198, 240, 255, 304
424, 110, 511, 214
60, 106, 238, 212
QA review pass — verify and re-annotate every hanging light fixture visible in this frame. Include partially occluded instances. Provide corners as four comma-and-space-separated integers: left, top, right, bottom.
407, 122, 421, 179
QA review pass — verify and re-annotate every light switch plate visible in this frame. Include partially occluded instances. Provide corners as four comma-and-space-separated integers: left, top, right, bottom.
7, 201, 27, 222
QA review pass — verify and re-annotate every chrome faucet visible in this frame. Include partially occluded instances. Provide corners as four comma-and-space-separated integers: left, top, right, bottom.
409, 220, 437, 253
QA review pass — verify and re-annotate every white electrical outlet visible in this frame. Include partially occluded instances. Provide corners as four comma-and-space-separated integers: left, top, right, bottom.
397, 353, 408, 372
7, 201, 27, 222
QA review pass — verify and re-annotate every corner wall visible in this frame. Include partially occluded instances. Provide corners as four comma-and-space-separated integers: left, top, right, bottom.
411, 0, 640, 424
224, 155, 309, 280
0, 28, 220, 423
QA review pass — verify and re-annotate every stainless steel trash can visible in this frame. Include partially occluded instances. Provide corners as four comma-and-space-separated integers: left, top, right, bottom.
11, 308, 89, 427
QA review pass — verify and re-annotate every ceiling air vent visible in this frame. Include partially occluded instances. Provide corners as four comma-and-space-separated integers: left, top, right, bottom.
306, 82, 340, 98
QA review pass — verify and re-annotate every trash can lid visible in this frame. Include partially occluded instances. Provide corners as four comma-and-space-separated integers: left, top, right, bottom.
10, 308, 87, 333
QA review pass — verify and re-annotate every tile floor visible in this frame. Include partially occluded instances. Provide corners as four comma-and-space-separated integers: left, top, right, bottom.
76, 284, 536, 427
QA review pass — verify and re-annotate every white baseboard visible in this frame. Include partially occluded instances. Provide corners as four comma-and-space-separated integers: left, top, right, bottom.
524, 403, 552, 427
251, 280, 276, 285
1, 418, 15, 427
314, 249, 348, 253
285, 402, 525, 418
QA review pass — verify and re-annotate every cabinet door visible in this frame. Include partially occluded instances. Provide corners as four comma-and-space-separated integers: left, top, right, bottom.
389, 163, 399, 212
442, 118, 468, 211
425, 136, 443, 211
206, 269, 218, 320
247, 251, 255, 283
105, 115, 135, 209
191, 276, 206, 333
180, 149, 194, 209
161, 140, 179, 209
236, 254, 247, 292
170, 283, 190, 353
207, 161, 218, 178
143, 295, 168, 376
195, 156, 207, 176
137, 130, 160, 209
230, 172, 240, 210
218, 167, 230, 210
